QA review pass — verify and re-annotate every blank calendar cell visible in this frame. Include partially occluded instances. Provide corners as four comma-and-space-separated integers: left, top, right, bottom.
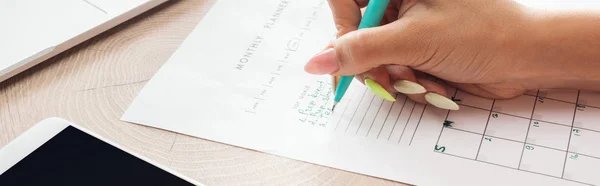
493, 95, 536, 118
477, 136, 523, 168
532, 98, 576, 126
452, 90, 494, 110
568, 128, 600, 158
519, 144, 565, 177
526, 120, 571, 150
485, 112, 529, 142
578, 90, 600, 108
563, 153, 600, 185
446, 106, 490, 134
574, 105, 600, 132
436, 128, 482, 159
538, 89, 579, 103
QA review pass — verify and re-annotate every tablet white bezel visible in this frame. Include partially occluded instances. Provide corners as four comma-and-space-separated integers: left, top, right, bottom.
0, 117, 203, 186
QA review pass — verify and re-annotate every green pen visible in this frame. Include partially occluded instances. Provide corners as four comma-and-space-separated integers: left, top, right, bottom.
332, 0, 392, 110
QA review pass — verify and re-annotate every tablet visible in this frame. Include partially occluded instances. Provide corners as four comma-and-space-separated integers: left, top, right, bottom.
0, 117, 202, 185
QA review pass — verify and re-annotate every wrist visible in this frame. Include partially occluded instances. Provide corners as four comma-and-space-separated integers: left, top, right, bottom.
516, 8, 600, 91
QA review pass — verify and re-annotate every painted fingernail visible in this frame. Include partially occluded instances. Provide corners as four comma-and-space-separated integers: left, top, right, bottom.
393, 80, 426, 94
365, 78, 396, 102
425, 92, 459, 110
304, 48, 339, 74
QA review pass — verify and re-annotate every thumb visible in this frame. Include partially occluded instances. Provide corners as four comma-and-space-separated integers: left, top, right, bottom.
304, 19, 418, 76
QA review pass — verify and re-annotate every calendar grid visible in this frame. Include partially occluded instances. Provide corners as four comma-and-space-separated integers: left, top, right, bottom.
451, 95, 600, 134
475, 99, 495, 159
537, 91, 600, 110
539, 94, 577, 104
458, 103, 572, 127
441, 127, 573, 153
328, 80, 599, 185
416, 89, 458, 146
580, 103, 600, 110
437, 92, 600, 157
432, 105, 448, 146
434, 151, 594, 186
575, 153, 600, 160
432, 89, 600, 186
518, 90, 539, 169
561, 90, 581, 178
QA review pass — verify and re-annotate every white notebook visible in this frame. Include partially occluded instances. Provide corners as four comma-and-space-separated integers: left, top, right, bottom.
122, 0, 600, 185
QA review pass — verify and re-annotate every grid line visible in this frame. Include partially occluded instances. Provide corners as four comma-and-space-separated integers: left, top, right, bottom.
562, 91, 580, 178
476, 99, 495, 159
518, 90, 539, 169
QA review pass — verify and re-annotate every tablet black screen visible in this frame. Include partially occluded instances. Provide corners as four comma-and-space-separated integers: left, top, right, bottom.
0, 126, 195, 186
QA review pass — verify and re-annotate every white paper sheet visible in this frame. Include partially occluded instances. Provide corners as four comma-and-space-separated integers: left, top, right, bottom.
122, 0, 600, 185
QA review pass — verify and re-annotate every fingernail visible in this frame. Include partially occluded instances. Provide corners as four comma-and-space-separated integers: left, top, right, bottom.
365, 78, 396, 102
304, 48, 339, 74
425, 92, 459, 110
393, 80, 426, 94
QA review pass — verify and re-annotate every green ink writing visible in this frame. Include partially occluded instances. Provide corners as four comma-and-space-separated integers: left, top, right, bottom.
484, 137, 492, 142
492, 113, 498, 118
533, 121, 540, 128
443, 120, 454, 128
573, 128, 581, 136
435, 145, 446, 153
293, 80, 333, 127
525, 145, 534, 150
570, 153, 579, 160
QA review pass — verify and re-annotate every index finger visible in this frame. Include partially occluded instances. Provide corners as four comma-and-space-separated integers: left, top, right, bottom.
327, 0, 370, 38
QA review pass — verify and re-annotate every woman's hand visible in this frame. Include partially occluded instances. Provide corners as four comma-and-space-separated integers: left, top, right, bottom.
305, 0, 600, 110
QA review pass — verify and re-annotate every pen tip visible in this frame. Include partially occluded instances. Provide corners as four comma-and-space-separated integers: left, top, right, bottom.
332, 102, 338, 111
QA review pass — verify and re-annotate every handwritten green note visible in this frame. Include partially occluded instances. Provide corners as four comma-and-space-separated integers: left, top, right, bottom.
292, 80, 333, 127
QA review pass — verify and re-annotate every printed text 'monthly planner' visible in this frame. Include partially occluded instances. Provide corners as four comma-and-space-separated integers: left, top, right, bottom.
122, 0, 600, 185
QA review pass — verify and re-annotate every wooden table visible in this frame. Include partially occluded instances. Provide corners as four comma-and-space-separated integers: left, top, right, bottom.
0, 1, 409, 185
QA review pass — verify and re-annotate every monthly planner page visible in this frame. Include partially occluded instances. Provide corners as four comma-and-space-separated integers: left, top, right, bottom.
122, 0, 600, 185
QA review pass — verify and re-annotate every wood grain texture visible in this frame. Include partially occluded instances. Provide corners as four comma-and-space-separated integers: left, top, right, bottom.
0, 1, 410, 185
